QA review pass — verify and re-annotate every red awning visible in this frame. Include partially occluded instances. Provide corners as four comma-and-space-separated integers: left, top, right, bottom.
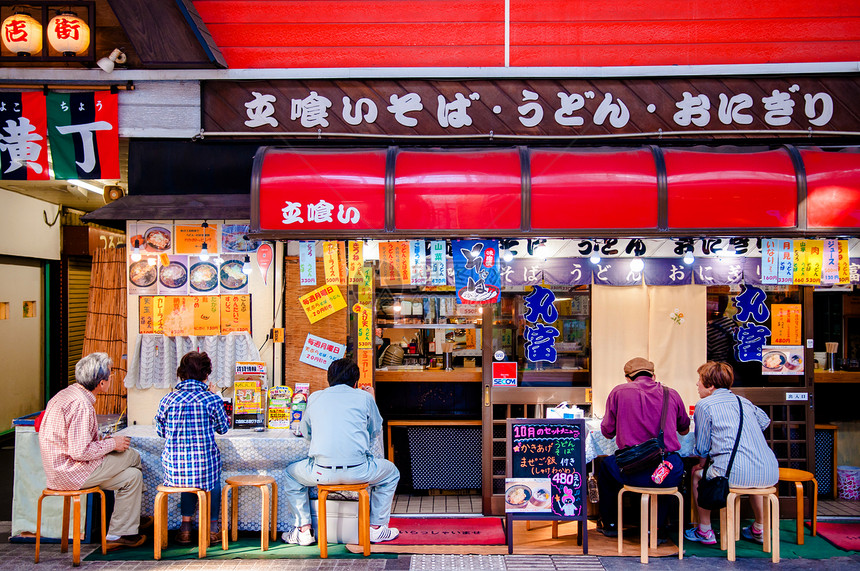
802, 148, 860, 229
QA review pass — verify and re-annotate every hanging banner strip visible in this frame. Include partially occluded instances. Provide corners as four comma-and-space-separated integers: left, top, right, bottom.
761, 239, 779, 284
822, 239, 839, 285
777, 239, 794, 285
430, 240, 447, 285
838, 242, 851, 283
410, 240, 427, 285
322, 240, 344, 284
348, 240, 364, 285
299, 240, 316, 286
353, 303, 373, 350
794, 240, 811, 285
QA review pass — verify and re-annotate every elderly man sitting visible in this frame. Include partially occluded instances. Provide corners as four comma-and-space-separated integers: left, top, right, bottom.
39, 352, 149, 550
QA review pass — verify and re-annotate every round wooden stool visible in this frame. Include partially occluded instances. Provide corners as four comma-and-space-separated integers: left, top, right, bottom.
154, 485, 210, 559
720, 486, 779, 563
35, 487, 107, 567
221, 475, 278, 551
617, 485, 684, 564
317, 483, 371, 558
779, 467, 818, 544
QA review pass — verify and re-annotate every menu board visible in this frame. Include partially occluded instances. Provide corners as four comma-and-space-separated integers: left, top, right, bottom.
505, 418, 587, 554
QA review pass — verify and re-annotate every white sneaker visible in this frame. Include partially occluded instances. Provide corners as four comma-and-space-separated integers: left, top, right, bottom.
281, 525, 315, 546
369, 525, 399, 543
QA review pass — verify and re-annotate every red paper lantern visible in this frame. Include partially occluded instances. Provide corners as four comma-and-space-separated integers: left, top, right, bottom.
47, 12, 89, 56
2, 13, 42, 56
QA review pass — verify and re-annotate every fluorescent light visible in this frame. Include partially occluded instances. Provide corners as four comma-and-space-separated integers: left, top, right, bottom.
67, 179, 104, 195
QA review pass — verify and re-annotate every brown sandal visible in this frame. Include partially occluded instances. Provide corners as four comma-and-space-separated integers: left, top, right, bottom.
175, 529, 192, 545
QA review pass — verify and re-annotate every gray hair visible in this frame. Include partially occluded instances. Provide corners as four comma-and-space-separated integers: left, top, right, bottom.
75, 352, 113, 391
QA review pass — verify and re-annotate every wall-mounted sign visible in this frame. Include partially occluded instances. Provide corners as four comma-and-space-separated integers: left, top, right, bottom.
299, 284, 347, 323
299, 333, 345, 370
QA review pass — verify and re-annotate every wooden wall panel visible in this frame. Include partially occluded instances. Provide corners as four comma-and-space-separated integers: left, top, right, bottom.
191, 0, 860, 69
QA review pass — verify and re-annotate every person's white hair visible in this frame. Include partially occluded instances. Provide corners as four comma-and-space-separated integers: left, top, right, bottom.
75, 352, 113, 391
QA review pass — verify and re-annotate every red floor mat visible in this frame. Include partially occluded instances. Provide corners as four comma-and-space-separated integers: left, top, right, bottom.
814, 522, 860, 551
385, 517, 506, 545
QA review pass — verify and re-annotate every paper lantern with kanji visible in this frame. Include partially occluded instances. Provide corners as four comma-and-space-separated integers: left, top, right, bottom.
47, 12, 89, 56
2, 13, 42, 56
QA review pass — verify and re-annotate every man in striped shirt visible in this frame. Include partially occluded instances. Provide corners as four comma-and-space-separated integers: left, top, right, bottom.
39, 353, 147, 550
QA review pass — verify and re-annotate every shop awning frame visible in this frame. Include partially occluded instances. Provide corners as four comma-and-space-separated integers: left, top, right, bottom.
251, 145, 860, 240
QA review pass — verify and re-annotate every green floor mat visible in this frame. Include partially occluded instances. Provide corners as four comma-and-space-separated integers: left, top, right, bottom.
85, 534, 397, 561
683, 519, 854, 559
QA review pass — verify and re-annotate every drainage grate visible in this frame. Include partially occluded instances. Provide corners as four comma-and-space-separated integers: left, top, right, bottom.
410, 554, 604, 571
411, 555, 506, 570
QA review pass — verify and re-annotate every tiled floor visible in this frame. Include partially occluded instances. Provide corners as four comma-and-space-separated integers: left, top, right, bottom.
819, 498, 860, 518
392, 494, 483, 515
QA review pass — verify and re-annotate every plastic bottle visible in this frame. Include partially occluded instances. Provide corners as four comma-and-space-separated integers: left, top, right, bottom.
587, 473, 599, 503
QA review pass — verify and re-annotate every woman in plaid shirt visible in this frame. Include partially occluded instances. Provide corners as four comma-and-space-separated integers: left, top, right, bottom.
155, 351, 230, 545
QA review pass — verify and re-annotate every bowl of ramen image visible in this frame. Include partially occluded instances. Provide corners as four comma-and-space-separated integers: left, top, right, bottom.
190, 262, 218, 292
505, 485, 531, 509
784, 354, 803, 371
763, 351, 787, 372
129, 261, 157, 287
144, 227, 171, 251
529, 487, 550, 508
220, 260, 248, 290
159, 261, 188, 289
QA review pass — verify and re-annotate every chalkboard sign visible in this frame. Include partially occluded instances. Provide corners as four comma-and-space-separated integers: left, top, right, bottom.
505, 418, 587, 554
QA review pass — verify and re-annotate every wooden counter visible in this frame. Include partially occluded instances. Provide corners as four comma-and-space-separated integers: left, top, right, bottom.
375, 369, 483, 382
814, 370, 860, 383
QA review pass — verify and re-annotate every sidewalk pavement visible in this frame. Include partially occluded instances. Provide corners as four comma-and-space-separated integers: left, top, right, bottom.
1, 534, 858, 571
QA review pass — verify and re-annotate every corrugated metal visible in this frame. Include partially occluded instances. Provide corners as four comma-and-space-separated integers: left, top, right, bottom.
191, 0, 860, 69
67, 259, 91, 385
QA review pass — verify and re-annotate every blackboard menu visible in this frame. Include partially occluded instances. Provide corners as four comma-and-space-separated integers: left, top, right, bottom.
505, 419, 587, 553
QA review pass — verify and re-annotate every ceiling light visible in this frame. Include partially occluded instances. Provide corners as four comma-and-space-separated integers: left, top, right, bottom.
130, 239, 141, 262
502, 249, 513, 263
199, 242, 209, 261
630, 258, 644, 272
67, 178, 103, 194
589, 253, 601, 264
97, 47, 126, 73
242, 255, 253, 275
683, 251, 695, 265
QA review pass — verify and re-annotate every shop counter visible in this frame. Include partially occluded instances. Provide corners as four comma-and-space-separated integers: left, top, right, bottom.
584, 417, 697, 463
120, 425, 383, 531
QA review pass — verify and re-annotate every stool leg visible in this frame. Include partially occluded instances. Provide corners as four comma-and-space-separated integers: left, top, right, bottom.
35, 494, 45, 563
649, 494, 658, 549
359, 488, 371, 557
617, 489, 625, 555
61, 496, 70, 553
72, 495, 82, 567
763, 493, 772, 554
221, 485, 230, 551
319, 489, 329, 558
551, 521, 558, 539
794, 481, 804, 545
727, 494, 736, 562
271, 482, 278, 542
770, 494, 780, 564
97, 490, 107, 555
197, 491, 208, 558
261, 485, 270, 551
640, 493, 649, 564
231, 485, 239, 542
153, 492, 164, 560
674, 491, 684, 560
734, 494, 741, 541
811, 478, 818, 536
719, 507, 727, 551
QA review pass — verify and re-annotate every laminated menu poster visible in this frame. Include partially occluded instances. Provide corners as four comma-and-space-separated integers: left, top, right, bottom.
233, 361, 267, 429
267, 386, 293, 429
506, 418, 587, 554
291, 383, 309, 435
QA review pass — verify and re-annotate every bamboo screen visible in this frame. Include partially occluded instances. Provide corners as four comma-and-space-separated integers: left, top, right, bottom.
283, 256, 348, 392
82, 247, 128, 415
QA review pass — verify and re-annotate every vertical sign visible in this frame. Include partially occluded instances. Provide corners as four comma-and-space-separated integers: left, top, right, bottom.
409, 239, 426, 285
794, 240, 810, 285
771, 304, 802, 345
398, 241, 412, 285
430, 240, 447, 285
257, 243, 273, 285
299, 240, 317, 286
353, 303, 373, 350
221, 294, 251, 333
838, 240, 851, 284
761, 239, 778, 284
506, 419, 588, 554
322, 240, 346, 284
807, 239, 823, 285
777, 239, 793, 285
379, 241, 405, 286
348, 240, 364, 284
358, 266, 373, 305
139, 296, 156, 334
193, 296, 221, 335
822, 239, 840, 285
357, 348, 373, 389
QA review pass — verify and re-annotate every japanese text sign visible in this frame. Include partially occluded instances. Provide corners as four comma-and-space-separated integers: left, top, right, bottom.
299, 333, 346, 370
299, 284, 347, 323
493, 361, 518, 387
299, 240, 316, 286
453, 239, 501, 304
220, 294, 251, 333
771, 304, 802, 345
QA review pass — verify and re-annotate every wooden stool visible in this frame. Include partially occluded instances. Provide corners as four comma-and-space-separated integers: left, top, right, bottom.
317, 483, 371, 558
617, 485, 684, 564
779, 467, 818, 544
221, 475, 278, 551
720, 486, 779, 563
35, 487, 107, 567
153, 485, 210, 559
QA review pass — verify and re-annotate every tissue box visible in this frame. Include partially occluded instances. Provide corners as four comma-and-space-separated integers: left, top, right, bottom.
310, 499, 360, 544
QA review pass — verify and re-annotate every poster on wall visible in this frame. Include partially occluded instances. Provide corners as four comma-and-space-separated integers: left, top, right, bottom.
162, 295, 194, 337
193, 296, 221, 336
139, 296, 161, 334
175, 224, 220, 255
219, 254, 250, 294
299, 240, 317, 286
771, 304, 801, 345
453, 239, 501, 304
221, 224, 261, 253
221, 295, 252, 334
129, 223, 173, 253
157, 254, 189, 295
188, 255, 220, 295
299, 284, 347, 324
128, 256, 158, 295
761, 345, 804, 375
299, 334, 346, 370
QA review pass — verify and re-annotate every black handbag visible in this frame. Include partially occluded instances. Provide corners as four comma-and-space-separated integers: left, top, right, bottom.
697, 395, 743, 510
615, 387, 669, 476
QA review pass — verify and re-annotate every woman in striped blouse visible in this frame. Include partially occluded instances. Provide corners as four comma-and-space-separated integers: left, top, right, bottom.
685, 361, 779, 545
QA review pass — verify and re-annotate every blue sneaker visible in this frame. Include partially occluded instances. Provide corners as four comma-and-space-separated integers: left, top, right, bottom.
684, 526, 717, 545
741, 525, 764, 544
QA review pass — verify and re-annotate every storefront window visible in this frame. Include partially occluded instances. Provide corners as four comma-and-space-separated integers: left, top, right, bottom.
494, 286, 591, 386
707, 285, 804, 386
